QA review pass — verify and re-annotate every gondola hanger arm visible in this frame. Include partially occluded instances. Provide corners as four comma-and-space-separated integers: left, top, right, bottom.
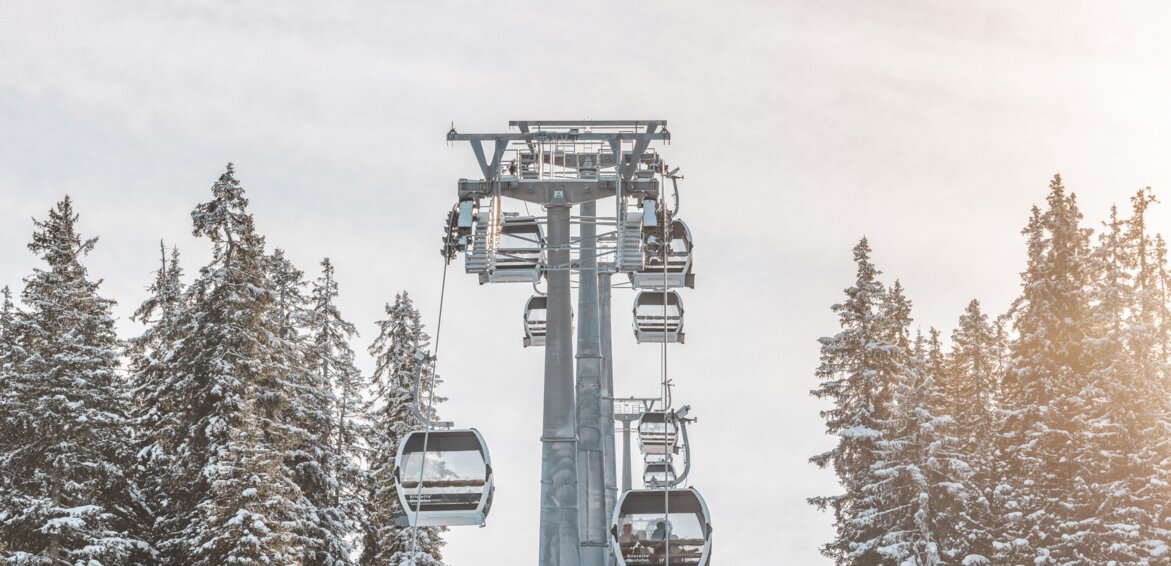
411, 349, 454, 429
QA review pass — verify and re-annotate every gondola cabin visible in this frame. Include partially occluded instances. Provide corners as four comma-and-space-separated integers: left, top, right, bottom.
629, 220, 694, 289
637, 411, 679, 455
643, 462, 678, 487
610, 488, 713, 566
633, 291, 685, 344
488, 216, 544, 283
393, 429, 494, 527
523, 295, 548, 347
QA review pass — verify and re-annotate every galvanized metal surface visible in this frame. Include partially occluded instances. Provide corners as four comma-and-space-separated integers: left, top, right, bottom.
575, 200, 607, 565
620, 420, 633, 494
598, 272, 618, 566
456, 178, 659, 206
538, 204, 582, 566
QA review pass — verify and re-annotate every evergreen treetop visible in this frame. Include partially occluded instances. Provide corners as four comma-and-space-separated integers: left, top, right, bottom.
0, 196, 145, 564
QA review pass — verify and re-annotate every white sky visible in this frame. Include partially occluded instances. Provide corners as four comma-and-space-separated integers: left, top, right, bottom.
2, 1, 1171, 564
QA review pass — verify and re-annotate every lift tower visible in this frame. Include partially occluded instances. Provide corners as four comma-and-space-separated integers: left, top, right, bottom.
447, 121, 669, 566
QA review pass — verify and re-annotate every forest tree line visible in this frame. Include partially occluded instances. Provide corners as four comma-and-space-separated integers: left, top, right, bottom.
812, 175, 1171, 565
0, 165, 446, 565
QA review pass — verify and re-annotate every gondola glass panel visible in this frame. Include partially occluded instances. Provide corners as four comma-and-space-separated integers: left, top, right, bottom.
393, 429, 494, 527
633, 291, 685, 344
643, 462, 678, 487
611, 488, 713, 566
637, 411, 679, 455
630, 220, 694, 289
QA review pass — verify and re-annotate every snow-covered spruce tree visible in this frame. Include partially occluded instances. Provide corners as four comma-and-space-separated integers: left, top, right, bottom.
0, 197, 147, 564
917, 328, 990, 565
938, 299, 998, 562
1154, 234, 1171, 360
0, 284, 15, 418
994, 175, 1094, 564
197, 387, 303, 565
1153, 234, 1171, 556
1150, 233, 1171, 544
1077, 191, 1171, 561
0, 285, 17, 541
305, 257, 367, 563
363, 291, 446, 566
0, 284, 13, 350
160, 164, 303, 564
0, 284, 13, 385
810, 238, 901, 564
268, 249, 358, 565
857, 283, 945, 566
127, 241, 187, 560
